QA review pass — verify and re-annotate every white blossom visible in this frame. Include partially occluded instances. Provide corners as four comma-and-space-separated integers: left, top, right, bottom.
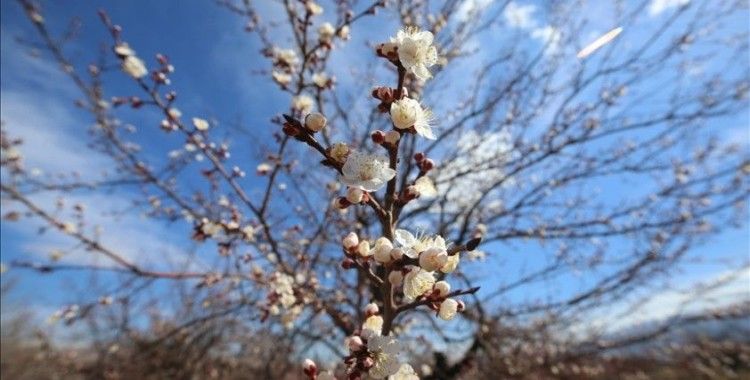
368, 336, 402, 379
438, 298, 459, 320
362, 315, 383, 339
329, 142, 350, 163
413, 176, 437, 197
122, 56, 148, 79
403, 266, 435, 301
192, 117, 209, 131
273, 47, 299, 67
306, 1, 323, 15
390, 98, 434, 139
272, 70, 292, 86
292, 95, 314, 114
440, 253, 459, 273
312, 72, 330, 88
433, 281, 451, 297
419, 247, 448, 272
342, 232, 359, 249
341, 151, 396, 191
357, 240, 372, 257
318, 22, 336, 43
389, 363, 420, 380
391, 27, 438, 80
372, 237, 394, 263
338, 25, 350, 40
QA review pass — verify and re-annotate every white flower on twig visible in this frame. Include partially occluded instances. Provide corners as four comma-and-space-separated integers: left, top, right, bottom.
403, 266, 435, 301
341, 151, 396, 191
389, 363, 420, 380
392, 27, 438, 80
368, 336, 402, 379
390, 98, 435, 139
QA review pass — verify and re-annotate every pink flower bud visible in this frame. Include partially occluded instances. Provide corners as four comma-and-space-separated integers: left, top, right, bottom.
342, 232, 359, 250
384, 130, 401, 145
362, 357, 375, 369
302, 358, 317, 377
347, 335, 364, 352
364, 302, 379, 316
371, 130, 386, 144
346, 187, 364, 204
305, 112, 327, 132
414, 152, 425, 162
420, 158, 435, 172
341, 258, 356, 269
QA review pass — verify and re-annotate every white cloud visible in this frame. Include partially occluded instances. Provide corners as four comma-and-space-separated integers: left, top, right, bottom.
1, 41, 204, 273
456, 0, 494, 22
584, 266, 750, 334
531, 25, 562, 55
503, 2, 538, 29
648, 0, 690, 16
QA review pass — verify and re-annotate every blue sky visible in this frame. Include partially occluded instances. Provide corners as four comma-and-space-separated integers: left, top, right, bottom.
1, 0, 748, 347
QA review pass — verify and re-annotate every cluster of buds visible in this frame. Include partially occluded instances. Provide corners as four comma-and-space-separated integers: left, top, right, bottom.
372, 86, 406, 113
111, 95, 144, 109
371, 130, 401, 147
334, 187, 371, 210
340, 233, 407, 266
413, 152, 434, 173
191, 218, 257, 243
281, 112, 327, 139
151, 53, 174, 85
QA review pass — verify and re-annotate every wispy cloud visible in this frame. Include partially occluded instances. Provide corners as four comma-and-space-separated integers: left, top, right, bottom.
648, 0, 690, 17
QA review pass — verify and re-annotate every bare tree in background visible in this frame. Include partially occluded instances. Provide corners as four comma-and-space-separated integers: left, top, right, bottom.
2, 0, 749, 379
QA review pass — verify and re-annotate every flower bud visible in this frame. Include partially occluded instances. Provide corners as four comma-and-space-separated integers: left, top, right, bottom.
438, 298, 459, 321
282, 122, 300, 137
414, 152, 425, 162
372, 237, 394, 263
305, 112, 327, 132
347, 335, 364, 352
341, 258, 356, 269
457, 300, 466, 312
434, 281, 451, 297
192, 117, 209, 131
388, 270, 403, 286
384, 130, 401, 145
362, 357, 375, 369
364, 302, 379, 316
420, 158, 435, 172
404, 185, 420, 200
371, 130, 386, 144
389, 247, 404, 261
419, 248, 448, 272
346, 187, 364, 204
342, 232, 359, 250
302, 358, 317, 377
357, 241, 372, 257
329, 142, 350, 163
334, 197, 351, 209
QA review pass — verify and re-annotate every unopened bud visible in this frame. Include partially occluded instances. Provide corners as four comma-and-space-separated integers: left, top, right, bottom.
384, 130, 400, 145
341, 258, 356, 269
305, 112, 327, 132
388, 270, 403, 286
346, 187, 364, 203
357, 241, 372, 257
302, 358, 317, 377
347, 335, 364, 352
414, 152, 425, 162
342, 232, 359, 250
371, 130, 386, 144
420, 158, 435, 172
364, 302, 379, 316
434, 281, 451, 297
